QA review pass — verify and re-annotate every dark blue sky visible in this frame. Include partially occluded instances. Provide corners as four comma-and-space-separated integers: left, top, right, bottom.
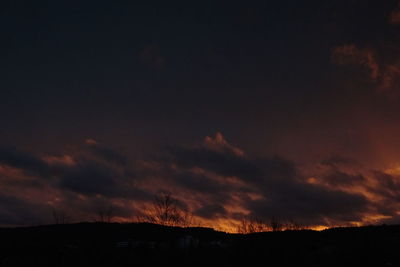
1, 0, 395, 155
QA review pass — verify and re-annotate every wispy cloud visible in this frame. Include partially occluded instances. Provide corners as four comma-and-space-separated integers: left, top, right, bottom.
332, 44, 400, 98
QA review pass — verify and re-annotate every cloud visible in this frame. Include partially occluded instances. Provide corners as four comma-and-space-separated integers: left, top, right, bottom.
58, 161, 118, 196
0, 144, 133, 198
320, 169, 365, 187
1, 133, 400, 229
85, 138, 98, 145
0, 146, 51, 178
204, 132, 244, 157
332, 44, 379, 80
0, 192, 51, 225
166, 145, 263, 183
138, 44, 166, 69
194, 204, 227, 219
379, 64, 400, 93
85, 140, 127, 166
246, 184, 368, 225
389, 4, 400, 24
0, 141, 150, 225
42, 155, 76, 166
320, 155, 359, 168
332, 5, 400, 98
367, 171, 400, 203
332, 44, 400, 97
170, 169, 230, 194
159, 133, 371, 225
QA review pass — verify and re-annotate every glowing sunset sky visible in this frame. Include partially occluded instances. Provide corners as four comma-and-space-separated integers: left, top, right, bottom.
2, 0, 400, 231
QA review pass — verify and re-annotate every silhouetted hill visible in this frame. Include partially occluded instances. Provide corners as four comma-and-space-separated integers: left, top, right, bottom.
1, 223, 400, 266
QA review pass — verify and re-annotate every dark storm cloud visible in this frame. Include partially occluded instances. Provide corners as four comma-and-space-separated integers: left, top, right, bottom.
0, 143, 153, 225
246, 164, 367, 224
380, 215, 400, 224
368, 171, 400, 203
0, 146, 119, 196
160, 133, 371, 224
166, 145, 260, 178
0, 193, 50, 225
320, 155, 359, 167
332, 170, 400, 221
171, 170, 229, 194
86, 141, 128, 166
246, 183, 368, 225
321, 170, 365, 187
0, 144, 143, 199
0, 146, 50, 177
194, 204, 227, 219
164, 138, 295, 192
57, 160, 150, 201
55, 153, 152, 200
1, 133, 400, 228
58, 161, 118, 196
78, 196, 138, 219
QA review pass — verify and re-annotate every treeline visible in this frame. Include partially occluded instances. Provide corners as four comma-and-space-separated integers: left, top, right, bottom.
51, 193, 195, 227
51, 193, 309, 233
236, 217, 308, 234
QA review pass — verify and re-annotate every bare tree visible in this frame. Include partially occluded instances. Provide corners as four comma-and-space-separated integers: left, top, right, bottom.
285, 219, 305, 231
178, 208, 194, 227
52, 208, 70, 224
97, 205, 114, 223
269, 217, 283, 232
237, 217, 307, 233
142, 193, 193, 227
237, 217, 269, 234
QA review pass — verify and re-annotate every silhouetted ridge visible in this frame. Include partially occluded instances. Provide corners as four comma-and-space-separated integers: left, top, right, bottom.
1, 223, 400, 266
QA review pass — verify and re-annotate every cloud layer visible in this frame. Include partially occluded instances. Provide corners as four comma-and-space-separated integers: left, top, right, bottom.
1, 133, 399, 230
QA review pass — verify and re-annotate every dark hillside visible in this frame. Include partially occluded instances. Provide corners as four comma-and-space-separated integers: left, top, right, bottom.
1, 223, 399, 266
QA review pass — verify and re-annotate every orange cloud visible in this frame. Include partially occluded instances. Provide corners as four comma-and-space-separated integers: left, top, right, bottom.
3, 134, 400, 231
332, 44, 379, 80
389, 4, 400, 24
379, 64, 400, 93
42, 155, 76, 166
204, 132, 245, 157
85, 138, 98, 145
332, 44, 400, 97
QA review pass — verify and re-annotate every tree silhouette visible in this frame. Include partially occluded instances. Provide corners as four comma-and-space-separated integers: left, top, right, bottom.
141, 193, 193, 227
97, 205, 114, 223
236, 217, 305, 233
237, 217, 269, 234
269, 217, 284, 232
285, 219, 305, 231
52, 208, 70, 224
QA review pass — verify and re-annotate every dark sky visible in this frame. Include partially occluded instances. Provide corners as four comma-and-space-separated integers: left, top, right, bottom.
2, 0, 400, 231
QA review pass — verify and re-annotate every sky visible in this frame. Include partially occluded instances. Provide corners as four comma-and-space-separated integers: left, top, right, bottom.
2, 0, 400, 231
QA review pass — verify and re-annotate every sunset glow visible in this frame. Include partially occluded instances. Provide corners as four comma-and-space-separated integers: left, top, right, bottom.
2, 0, 400, 233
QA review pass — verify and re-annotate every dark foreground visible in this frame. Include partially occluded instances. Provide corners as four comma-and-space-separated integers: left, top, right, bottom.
0, 223, 399, 267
